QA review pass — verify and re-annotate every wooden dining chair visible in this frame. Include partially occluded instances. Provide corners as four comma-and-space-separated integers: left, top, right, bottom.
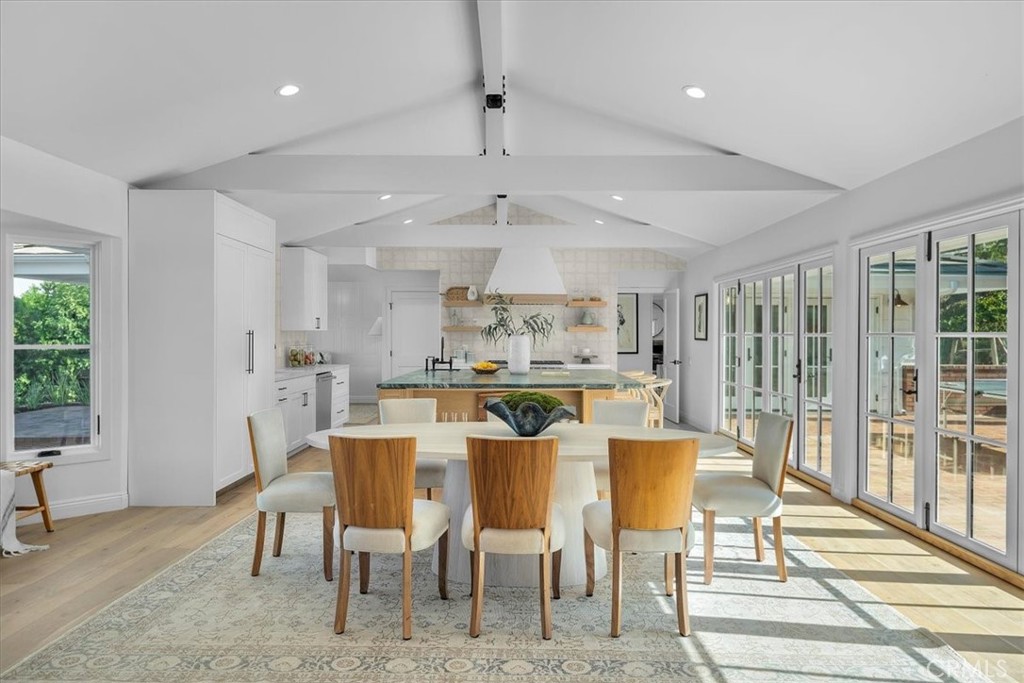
247, 407, 335, 581
463, 435, 563, 640
378, 398, 447, 500
691, 411, 794, 584
329, 434, 451, 640
582, 437, 700, 637
641, 378, 672, 428
590, 399, 649, 495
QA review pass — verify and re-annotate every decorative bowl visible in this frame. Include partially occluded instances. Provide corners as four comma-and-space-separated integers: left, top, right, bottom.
472, 366, 499, 375
485, 397, 576, 436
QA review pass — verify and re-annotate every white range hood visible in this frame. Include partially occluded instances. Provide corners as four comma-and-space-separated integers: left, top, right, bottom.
485, 247, 567, 300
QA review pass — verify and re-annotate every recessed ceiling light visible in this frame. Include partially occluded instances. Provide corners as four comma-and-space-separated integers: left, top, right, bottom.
611, 195, 624, 202
378, 194, 392, 201
594, 219, 605, 225
682, 85, 706, 99
403, 218, 413, 224
276, 84, 301, 97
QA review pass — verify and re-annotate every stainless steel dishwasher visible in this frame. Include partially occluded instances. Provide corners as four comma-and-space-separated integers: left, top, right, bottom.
315, 371, 333, 431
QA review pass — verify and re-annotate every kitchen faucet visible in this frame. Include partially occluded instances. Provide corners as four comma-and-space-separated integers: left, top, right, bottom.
425, 336, 455, 372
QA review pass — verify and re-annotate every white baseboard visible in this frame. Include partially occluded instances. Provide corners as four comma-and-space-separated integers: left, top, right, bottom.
19, 491, 128, 523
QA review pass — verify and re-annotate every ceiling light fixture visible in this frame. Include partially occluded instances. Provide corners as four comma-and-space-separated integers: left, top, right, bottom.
378, 194, 392, 201
403, 218, 413, 224
611, 195, 624, 201
594, 219, 605, 225
682, 85, 706, 99
276, 84, 301, 97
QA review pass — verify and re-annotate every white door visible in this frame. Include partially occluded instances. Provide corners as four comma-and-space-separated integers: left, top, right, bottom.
388, 290, 441, 379
663, 288, 680, 423
245, 245, 274, 422
214, 236, 248, 489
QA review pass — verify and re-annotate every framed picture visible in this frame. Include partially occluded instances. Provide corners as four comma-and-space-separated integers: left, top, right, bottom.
694, 293, 708, 341
617, 293, 638, 354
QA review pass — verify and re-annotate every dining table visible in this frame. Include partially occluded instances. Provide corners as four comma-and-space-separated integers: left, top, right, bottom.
306, 422, 735, 588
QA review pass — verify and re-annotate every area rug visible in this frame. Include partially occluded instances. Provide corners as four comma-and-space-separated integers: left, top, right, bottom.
2, 514, 991, 683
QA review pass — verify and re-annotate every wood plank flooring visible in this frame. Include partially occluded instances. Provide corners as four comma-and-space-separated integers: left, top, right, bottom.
1, 445, 1021, 680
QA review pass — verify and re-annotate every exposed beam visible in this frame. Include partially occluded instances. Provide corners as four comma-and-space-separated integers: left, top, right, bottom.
477, 0, 505, 156
149, 154, 842, 193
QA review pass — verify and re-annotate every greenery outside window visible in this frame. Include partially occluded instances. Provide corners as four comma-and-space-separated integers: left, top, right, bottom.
11, 242, 95, 453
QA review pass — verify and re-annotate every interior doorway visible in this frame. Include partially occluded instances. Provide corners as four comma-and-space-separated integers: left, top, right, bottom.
386, 289, 440, 380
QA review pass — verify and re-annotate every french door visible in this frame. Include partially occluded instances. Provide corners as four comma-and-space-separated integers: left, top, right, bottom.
859, 212, 1019, 568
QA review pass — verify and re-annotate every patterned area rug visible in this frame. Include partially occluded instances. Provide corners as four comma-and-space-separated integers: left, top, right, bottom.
3, 514, 990, 683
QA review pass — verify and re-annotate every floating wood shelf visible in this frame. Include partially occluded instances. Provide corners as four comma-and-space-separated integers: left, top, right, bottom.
566, 325, 608, 333
483, 294, 568, 305
442, 325, 482, 332
566, 300, 607, 307
442, 300, 484, 308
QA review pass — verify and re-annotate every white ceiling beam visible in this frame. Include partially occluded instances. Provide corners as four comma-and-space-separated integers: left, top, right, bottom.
149, 154, 842, 193
477, 0, 505, 157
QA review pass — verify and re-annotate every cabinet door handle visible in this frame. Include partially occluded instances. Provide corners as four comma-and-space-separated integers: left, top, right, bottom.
277, 397, 287, 403
315, 317, 321, 329
246, 330, 254, 374
302, 392, 309, 407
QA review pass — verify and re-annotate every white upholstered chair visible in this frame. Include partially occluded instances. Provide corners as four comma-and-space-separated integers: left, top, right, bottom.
378, 398, 447, 500
692, 411, 794, 584
463, 435, 564, 640
590, 399, 649, 493
583, 437, 700, 637
246, 407, 336, 581
328, 434, 450, 640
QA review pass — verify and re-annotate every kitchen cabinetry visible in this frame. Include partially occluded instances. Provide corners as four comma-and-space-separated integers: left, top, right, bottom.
331, 366, 350, 428
280, 247, 329, 330
275, 376, 316, 453
129, 190, 275, 505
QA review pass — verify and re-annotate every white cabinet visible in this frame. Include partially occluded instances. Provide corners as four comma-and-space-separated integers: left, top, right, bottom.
129, 190, 275, 505
280, 247, 329, 331
275, 375, 315, 453
331, 366, 350, 428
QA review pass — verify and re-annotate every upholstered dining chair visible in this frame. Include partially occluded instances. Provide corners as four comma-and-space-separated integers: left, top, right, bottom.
691, 411, 794, 584
378, 398, 447, 500
328, 434, 451, 640
590, 399, 649, 494
246, 407, 336, 581
463, 435, 564, 640
583, 437, 700, 637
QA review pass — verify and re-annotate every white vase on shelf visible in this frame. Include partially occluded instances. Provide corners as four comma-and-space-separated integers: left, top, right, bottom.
466, 285, 479, 301
507, 334, 530, 375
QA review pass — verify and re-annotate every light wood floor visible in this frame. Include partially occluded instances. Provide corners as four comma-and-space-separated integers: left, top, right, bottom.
1, 446, 1021, 680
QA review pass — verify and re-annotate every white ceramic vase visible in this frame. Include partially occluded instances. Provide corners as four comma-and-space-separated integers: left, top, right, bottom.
466, 285, 479, 301
507, 334, 531, 375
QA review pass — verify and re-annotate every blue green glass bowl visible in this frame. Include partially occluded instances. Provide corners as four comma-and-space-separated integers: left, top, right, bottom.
484, 398, 576, 437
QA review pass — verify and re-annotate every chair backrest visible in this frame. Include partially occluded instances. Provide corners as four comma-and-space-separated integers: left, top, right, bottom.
465, 436, 558, 533
247, 407, 289, 491
751, 412, 795, 495
608, 438, 699, 533
329, 435, 416, 532
379, 398, 437, 424
592, 399, 648, 426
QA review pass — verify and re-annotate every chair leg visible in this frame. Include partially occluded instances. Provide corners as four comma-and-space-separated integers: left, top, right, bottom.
359, 552, 371, 594
273, 512, 286, 557
753, 517, 765, 562
539, 549, 553, 640
334, 544, 351, 634
584, 531, 595, 596
610, 545, 623, 638
772, 517, 788, 582
552, 549, 562, 600
470, 550, 485, 637
703, 509, 715, 585
437, 529, 449, 600
251, 511, 267, 576
402, 548, 413, 640
675, 551, 690, 636
30, 470, 55, 532
664, 553, 674, 596
469, 550, 475, 597
426, 488, 432, 501
323, 507, 335, 582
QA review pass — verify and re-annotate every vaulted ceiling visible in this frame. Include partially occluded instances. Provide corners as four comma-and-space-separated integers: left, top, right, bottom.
2, 1, 1020, 260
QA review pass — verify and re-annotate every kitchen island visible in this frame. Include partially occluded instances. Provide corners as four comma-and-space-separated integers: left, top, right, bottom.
377, 368, 641, 423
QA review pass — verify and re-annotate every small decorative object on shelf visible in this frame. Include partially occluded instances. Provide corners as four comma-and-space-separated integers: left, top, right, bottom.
445, 286, 470, 301
467, 285, 479, 301
471, 361, 500, 374
485, 393, 576, 436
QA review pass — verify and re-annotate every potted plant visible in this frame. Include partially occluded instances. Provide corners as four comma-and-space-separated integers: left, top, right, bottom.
479, 293, 555, 374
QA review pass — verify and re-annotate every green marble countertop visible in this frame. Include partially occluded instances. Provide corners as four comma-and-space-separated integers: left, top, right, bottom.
378, 368, 642, 390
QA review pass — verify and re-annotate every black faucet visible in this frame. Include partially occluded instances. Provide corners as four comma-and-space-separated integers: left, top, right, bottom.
426, 336, 454, 372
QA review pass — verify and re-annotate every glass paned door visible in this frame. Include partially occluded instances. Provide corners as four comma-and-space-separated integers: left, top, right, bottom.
931, 215, 1018, 563
720, 283, 740, 437
741, 279, 765, 440
799, 262, 834, 479
861, 241, 919, 517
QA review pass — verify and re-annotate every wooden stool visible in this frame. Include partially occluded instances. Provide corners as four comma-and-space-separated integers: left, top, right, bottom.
0, 460, 55, 531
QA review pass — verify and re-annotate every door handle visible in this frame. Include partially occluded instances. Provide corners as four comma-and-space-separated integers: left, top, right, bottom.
245, 330, 254, 374
302, 392, 309, 407
671, 359, 682, 365
793, 358, 802, 383
315, 317, 321, 329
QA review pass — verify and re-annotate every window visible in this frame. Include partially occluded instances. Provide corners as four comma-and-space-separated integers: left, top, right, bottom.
10, 242, 96, 454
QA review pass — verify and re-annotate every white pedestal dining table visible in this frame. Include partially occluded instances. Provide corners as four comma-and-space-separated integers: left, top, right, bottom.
306, 422, 735, 589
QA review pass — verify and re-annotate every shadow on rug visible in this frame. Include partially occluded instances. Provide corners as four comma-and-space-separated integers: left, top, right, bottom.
2, 514, 991, 682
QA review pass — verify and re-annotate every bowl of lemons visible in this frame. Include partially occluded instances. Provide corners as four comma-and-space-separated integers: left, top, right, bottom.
471, 361, 500, 375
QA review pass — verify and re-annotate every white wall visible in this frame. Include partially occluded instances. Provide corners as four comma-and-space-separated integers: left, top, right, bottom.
678, 118, 1024, 502
0, 136, 129, 519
